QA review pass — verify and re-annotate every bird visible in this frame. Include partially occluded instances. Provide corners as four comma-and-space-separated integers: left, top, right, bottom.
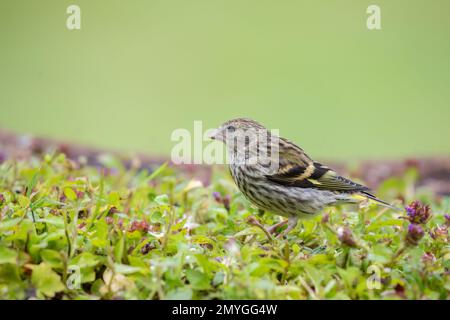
209, 118, 399, 238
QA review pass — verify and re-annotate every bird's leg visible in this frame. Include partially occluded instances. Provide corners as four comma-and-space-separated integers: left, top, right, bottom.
254, 209, 288, 236
267, 219, 289, 234
276, 216, 299, 239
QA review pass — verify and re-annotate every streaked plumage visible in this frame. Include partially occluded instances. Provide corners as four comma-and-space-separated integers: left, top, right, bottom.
210, 118, 398, 237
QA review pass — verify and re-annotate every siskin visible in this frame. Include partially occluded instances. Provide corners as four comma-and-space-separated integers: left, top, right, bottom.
209, 118, 399, 237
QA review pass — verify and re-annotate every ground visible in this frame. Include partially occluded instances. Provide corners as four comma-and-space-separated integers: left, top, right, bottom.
0, 153, 448, 299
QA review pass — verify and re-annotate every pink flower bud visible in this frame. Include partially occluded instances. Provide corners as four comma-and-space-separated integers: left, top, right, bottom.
406, 224, 424, 246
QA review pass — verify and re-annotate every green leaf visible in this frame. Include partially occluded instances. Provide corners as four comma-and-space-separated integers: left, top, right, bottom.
114, 232, 125, 263
185, 269, 210, 290
108, 191, 120, 204
70, 252, 101, 268
150, 211, 164, 224
17, 195, 30, 208
191, 236, 215, 249
91, 218, 108, 248
64, 187, 77, 201
155, 194, 169, 205
0, 218, 21, 232
166, 287, 193, 300
195, 254, 220, 275
250, 258, 288, 276
366, 219, 403, 232
40, 249, 64, 270
26, 170, 40, 197
0, 247, 17, 264
80, 268, 96, 284
37, 216, 65, 228
212, 271, 225, 286
368, 245, 393, 264
337, 267, 361, 289
147, 162, 168, 182
114, 264, 143, 275
8, 219, 34, 242
0, 264, 21, 284
31, 263, 65, 298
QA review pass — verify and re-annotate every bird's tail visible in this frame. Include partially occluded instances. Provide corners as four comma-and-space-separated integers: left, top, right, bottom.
360, 191, 402, 211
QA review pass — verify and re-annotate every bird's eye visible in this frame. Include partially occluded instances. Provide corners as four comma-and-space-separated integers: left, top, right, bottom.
227, 125, 236, 132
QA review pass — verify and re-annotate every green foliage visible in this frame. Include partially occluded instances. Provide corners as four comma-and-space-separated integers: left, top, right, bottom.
0, 154, 448, 299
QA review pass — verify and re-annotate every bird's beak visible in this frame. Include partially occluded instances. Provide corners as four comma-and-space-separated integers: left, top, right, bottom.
208, 128, 219, 140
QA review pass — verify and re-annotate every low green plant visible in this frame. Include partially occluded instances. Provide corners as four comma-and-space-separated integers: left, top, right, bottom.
0, 153, 448, 299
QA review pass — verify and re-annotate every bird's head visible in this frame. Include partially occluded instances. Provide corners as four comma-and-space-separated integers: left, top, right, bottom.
208, 118, 267, 145
209, 118, 281, 170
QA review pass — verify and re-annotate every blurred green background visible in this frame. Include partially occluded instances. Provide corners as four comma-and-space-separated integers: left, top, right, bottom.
1, 0, 449, 160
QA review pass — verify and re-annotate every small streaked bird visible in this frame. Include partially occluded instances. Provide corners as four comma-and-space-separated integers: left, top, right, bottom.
209, 118, 399, 237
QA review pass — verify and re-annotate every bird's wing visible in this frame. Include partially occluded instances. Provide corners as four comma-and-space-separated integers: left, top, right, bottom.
264, 137, 401, 210
265, 139, 370, 192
